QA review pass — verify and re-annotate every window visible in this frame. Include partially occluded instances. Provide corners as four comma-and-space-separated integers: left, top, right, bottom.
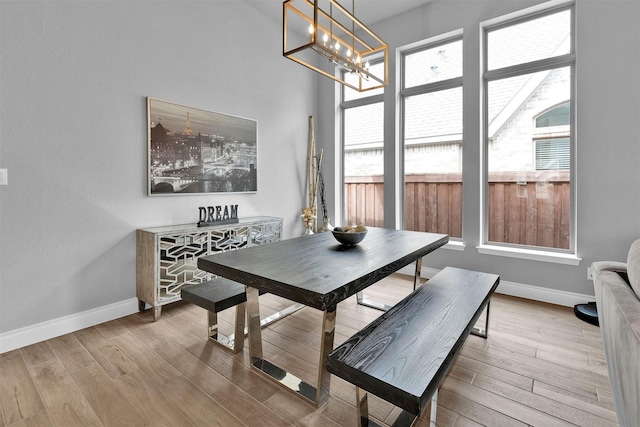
341, 63, 385, 227
402, 37, 463, 237
534, 102, 570, 170
484, 6, 574, 251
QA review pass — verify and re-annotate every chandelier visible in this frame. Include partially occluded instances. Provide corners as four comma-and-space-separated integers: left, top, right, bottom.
283, 0, 388, 92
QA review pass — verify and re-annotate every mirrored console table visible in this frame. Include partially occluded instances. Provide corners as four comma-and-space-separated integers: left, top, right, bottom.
136, 216, 283, 321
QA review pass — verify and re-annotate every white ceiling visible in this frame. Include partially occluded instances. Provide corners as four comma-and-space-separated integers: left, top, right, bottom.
241, 0, 436, 26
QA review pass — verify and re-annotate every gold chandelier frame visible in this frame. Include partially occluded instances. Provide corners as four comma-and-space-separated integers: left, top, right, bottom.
283, 0, 388, 92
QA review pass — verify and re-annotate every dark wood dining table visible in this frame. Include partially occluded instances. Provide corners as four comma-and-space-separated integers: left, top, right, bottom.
197, 227, 448, 407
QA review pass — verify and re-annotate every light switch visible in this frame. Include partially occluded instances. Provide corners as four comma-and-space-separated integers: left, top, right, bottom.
0, 169, 7, 185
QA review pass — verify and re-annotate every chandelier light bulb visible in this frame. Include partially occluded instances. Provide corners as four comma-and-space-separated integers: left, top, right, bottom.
335, 41, 340, 52
308, 24, 314, 34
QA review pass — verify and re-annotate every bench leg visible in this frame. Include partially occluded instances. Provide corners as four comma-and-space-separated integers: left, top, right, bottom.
471, 300, 490, 338
208, 311, 218, 339
355, 388, 417, 427
208, 303, 246, 353
430, 389, 438, 427
414, 256, 423, 290
356, 257, 423, 312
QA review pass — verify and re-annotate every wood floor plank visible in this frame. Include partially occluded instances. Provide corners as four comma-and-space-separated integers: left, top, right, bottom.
597, 387, 616, 410
454, 353, 533, 391
264, 391, 342, 427
170, 336, 282, 403
5, 410, 53, 427
30, 357, 102, 426
74, 327, 138, 380
19, 341, 57, 368
113, 369, 194, 426
536, 348, 609, 377
110, 332, 182, 387
159, 375, 244, 426
442, 376, 575, 426
0, 350, 45, 424
493, 320, 606, 359
460, 345, 602, 400
472, 373, 617, 426
48, 333, 95, 373
71, 362, 142, 426
483, 341, 612, 390
322, 394, 383, 426
326, 375, 398, 423
94, 318, 131, 340
533, 380, 618, 422
438, 388, 527, 427
205, 380, 291, 426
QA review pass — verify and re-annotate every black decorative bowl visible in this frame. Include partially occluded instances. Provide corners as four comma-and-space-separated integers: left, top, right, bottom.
331, 227, 368, 245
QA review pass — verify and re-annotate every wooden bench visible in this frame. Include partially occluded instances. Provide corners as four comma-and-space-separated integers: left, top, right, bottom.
181, 278, 305, 353
327, 267, 499, 427
181, 278, 250, 353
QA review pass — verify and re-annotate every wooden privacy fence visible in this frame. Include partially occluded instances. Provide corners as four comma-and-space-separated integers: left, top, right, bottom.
345, 170, 570, 249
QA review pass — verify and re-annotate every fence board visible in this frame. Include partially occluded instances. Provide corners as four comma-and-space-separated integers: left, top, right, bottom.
345, 172, 569, 249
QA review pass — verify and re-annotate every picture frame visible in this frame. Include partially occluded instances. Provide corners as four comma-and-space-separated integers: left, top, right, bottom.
147, 97, 257, 195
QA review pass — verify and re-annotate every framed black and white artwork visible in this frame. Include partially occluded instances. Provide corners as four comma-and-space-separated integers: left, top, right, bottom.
147, 97, 257, 195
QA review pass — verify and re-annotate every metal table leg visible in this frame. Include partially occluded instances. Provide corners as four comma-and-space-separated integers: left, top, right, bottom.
356, 257, 423, 311
246, 286, 335, 407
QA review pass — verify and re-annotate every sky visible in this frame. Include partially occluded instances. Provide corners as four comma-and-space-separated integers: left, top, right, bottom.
148, 98, 257, 142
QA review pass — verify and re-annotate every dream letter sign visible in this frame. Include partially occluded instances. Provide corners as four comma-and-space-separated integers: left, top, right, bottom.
197, 205, 239, 227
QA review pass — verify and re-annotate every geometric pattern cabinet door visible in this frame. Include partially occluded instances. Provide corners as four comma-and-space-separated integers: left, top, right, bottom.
136, 216, 283, 321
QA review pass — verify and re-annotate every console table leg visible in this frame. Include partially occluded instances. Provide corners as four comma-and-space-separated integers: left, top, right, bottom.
153, 305, 161, 322
138, 299, 146, 312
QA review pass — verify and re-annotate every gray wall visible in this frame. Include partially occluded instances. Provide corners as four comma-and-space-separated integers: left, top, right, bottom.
318, 0, 640, 295
0, 1, 316, 333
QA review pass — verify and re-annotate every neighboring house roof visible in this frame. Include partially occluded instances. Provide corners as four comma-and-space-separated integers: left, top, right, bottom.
346, 10, 570, 149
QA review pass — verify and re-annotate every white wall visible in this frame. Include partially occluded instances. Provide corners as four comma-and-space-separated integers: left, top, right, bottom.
318, 0, 640, 296
0, 1, 317, 340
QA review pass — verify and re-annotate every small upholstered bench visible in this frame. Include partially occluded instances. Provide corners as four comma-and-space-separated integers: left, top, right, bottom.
181, 278, 251, 353
327, 267, 499, 427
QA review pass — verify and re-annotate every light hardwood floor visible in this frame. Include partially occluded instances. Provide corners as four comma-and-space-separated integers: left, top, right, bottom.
0, 274, 617, 426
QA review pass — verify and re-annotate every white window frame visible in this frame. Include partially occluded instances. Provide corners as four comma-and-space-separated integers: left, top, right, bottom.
399, 31, 464, 240
340, 68, 385, 226
478, 1, 580, 265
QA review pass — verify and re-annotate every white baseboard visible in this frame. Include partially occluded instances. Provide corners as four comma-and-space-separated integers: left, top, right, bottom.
1, 267, 595, 354
0, 298, 139, 354
398, 265, 594, 308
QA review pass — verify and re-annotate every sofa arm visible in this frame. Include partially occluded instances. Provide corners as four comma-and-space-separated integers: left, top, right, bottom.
592, 260, 640, 426
592, 261, 628, 275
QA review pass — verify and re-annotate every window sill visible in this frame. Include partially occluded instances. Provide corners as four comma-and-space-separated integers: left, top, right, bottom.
476, 244, 581, 265
443, 241, 465, 251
